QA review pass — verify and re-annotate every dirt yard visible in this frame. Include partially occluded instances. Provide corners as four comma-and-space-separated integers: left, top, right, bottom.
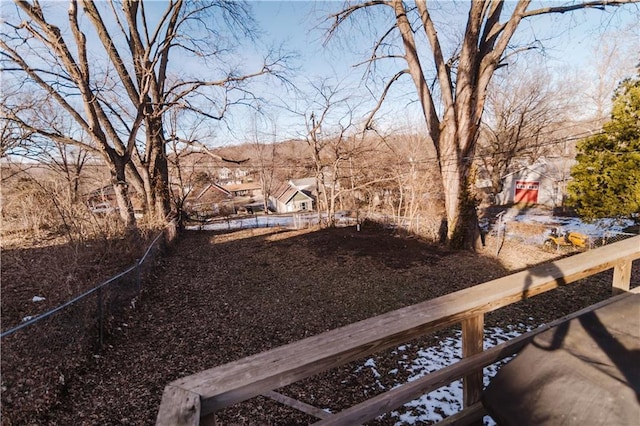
1, 224, 636, 425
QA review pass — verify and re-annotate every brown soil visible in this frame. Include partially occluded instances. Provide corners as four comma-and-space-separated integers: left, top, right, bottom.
1, 234, 151, 330
1, 225, 636, 425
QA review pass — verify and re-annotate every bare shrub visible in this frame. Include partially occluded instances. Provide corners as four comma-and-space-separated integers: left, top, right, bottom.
1, 169, 130, 248
2, 177, 58, 237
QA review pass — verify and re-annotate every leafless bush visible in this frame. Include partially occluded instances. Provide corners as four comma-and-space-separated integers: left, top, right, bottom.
2, 177, 58, 236
1, 172, 129, 248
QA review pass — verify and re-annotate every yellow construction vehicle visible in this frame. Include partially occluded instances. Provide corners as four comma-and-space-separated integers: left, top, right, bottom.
543, 228, 589, 250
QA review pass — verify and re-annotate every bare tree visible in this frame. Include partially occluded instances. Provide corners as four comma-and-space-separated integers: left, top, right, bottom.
322, 128, 387, 223
281, 78, 394, 225
246, 114, 279, 214
326, 0, 638, 249
1, 0, 289, 229
477, 62, 575, 198
0, 92, 35, 159
165, 107, 258, 223
389, 133, 442, 233
301, 79, 364, 226
165, 109, 206, 222
36, 138, 90, 205
578, 38, 639, 123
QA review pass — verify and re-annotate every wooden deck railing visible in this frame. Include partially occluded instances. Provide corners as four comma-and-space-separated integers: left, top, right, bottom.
156, 235, 640, 425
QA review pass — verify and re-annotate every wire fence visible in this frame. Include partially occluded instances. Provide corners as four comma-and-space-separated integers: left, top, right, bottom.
185, 210, 636, 252
355, 211, 636, 254
186, 211, 360, 231
491, 214, 637, 255
0, 221, 178, 424
186, 211, 444, 239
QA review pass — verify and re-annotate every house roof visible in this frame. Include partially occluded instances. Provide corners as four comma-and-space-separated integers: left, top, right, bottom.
224, 182, 261, 192
272, 183, 298, 204
271, 182, 312, 205
196, 183, 230, 199
501, 158, 576, 182
501, 165, 554, 181
290, 178, 316, 191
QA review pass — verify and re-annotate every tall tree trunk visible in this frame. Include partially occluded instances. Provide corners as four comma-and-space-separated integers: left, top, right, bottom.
440, 127, 480, 250
153, 155, 171, 222
311, 147, 327, 225
444, 170, 480, 250
137, 165, 155, 219
328, 177, 336, 227
261, 172, 270, 213
110, 156, 136, 228
148, 120, 172, 223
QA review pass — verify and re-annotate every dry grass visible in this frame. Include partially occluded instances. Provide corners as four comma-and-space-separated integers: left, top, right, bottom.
1, 224, 635, 425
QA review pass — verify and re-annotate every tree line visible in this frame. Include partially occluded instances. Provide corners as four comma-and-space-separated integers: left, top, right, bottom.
2, 0, 638, 248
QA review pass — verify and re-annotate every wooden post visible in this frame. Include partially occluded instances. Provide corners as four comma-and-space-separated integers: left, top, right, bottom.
156, 385, 201, 426
494, 213, 504, 256
612, 259, 632, 295
200, 413, 217, 426
462, 314, 484, 410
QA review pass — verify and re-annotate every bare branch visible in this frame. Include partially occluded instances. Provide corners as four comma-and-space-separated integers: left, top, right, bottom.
523, 0, 638, 17
7, 113, 100, 155
353, 53, 405, 68
81, 0, 141, 104
391, 0, 440, 148
170, 136, 249, 164
364, 69, 407, 130
324, 0, 392, 44
415, 1, 455, 115
478, 0, 505, 57
0, 40, 95, 141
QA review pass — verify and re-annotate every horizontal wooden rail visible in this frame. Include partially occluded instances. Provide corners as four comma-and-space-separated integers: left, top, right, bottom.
157, 235, 640, 425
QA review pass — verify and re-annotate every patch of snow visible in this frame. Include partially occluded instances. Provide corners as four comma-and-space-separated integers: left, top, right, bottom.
186, 211, 356, 231
363, 358, 381, 378
364, 358, 376, 368
510, 213, 633, 239
31, 296, 45, 302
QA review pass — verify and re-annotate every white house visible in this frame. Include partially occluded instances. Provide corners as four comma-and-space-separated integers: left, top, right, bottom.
269, 182, 314, 213
216, 167, 249, 184
495, 158, 575, 208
